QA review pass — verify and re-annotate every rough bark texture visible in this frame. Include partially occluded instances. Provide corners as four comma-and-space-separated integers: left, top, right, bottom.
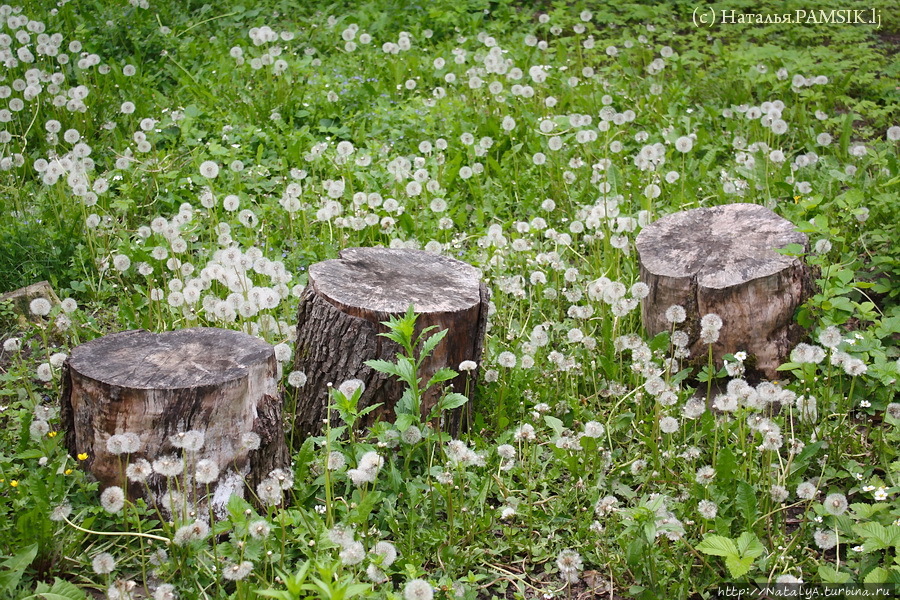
636, 203, 814, 379
60, 327, 288, 518
292, 247, 488, 437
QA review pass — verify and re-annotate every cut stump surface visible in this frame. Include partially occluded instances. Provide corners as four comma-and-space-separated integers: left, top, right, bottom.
61, 327, 287, 517
636, 203, 814, 378
292, 247, 488, 437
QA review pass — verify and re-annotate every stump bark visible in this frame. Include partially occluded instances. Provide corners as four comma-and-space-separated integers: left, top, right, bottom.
292, 247, 488, 437
636, 203, 814, 379
60, 327, 288, 517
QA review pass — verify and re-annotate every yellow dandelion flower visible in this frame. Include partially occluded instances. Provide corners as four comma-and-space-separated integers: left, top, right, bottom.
64, 469, 73, 475
48, 431, 57, 438
77, 453, 88, 461
10, 480, 18, 487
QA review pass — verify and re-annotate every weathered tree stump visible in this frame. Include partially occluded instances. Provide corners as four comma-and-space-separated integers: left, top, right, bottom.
60, 327, 288, 517
0, 280, 59, 325
636, 203, 814, 379
292, 247, 488, 437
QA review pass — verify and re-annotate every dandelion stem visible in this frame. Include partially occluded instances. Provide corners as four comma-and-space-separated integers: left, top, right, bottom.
61, 514, 170, 544
176, 11, 240, 37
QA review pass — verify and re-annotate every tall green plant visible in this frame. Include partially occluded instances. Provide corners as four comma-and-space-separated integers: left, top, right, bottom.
365, 305, 468, 433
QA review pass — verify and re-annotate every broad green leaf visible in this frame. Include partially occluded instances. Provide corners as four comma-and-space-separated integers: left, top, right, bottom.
696, 534, 738, 557
863, 567, 889, 584
439, 393, 468, 411
736, 482, 758, 526
0, 543, 37, 571
853, 522, 900, 551
21, 579, 86, 600
364, 359, 400, 377
0, 543, 37, 593
817, 564, 851, 584
420, 328, 448, 361
715, 447, 736, 488
357, 402, 384, 418
345, 582, 374, 598
395, 357, 417, 385
543, 415, 564, 438
253, 591, 293, 600
736, 532, 764, 559
396, 388, 415, 415
379, 329, 409, 348
725, 555, 754, 578
394, 413, 415, 432
226, 495, 255, 522
625, 537, 644, 567
850, 503, 890, 519
348, 490, 382, 525
427, 367, 457, 388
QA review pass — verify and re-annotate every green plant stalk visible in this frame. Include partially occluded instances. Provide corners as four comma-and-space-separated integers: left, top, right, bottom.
61, 514, 169, 544
324, 401, 335, 529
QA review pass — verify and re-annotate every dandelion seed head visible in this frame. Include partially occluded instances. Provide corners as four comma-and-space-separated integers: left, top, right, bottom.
797, 481, 818, 500
823, 493, 848, 515
404, 579, 433, 600
126, 458, 152, 482
222, 561, 253, 581
30, 297, 52, 316
92, 552, 116, 575
372, 540, 398, 566
153, 455, 183, 477
195, 459, 219, 484
100, 486, 126, 514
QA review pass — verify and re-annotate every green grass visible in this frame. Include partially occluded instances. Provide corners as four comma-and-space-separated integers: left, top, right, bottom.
0, 0, 898, 598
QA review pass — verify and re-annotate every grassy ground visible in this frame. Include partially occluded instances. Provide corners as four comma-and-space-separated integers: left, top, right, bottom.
0, 1, 898, 598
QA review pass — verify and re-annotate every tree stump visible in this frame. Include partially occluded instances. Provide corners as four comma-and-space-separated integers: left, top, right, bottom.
636, 203, 814, 379
60, 327, 288, 517
0, 280, 60, 325
292, 247, 488, 437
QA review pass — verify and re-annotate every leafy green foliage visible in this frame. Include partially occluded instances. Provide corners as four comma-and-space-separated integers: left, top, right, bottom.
697, 532, 765, 579
0, 0, 898, 598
